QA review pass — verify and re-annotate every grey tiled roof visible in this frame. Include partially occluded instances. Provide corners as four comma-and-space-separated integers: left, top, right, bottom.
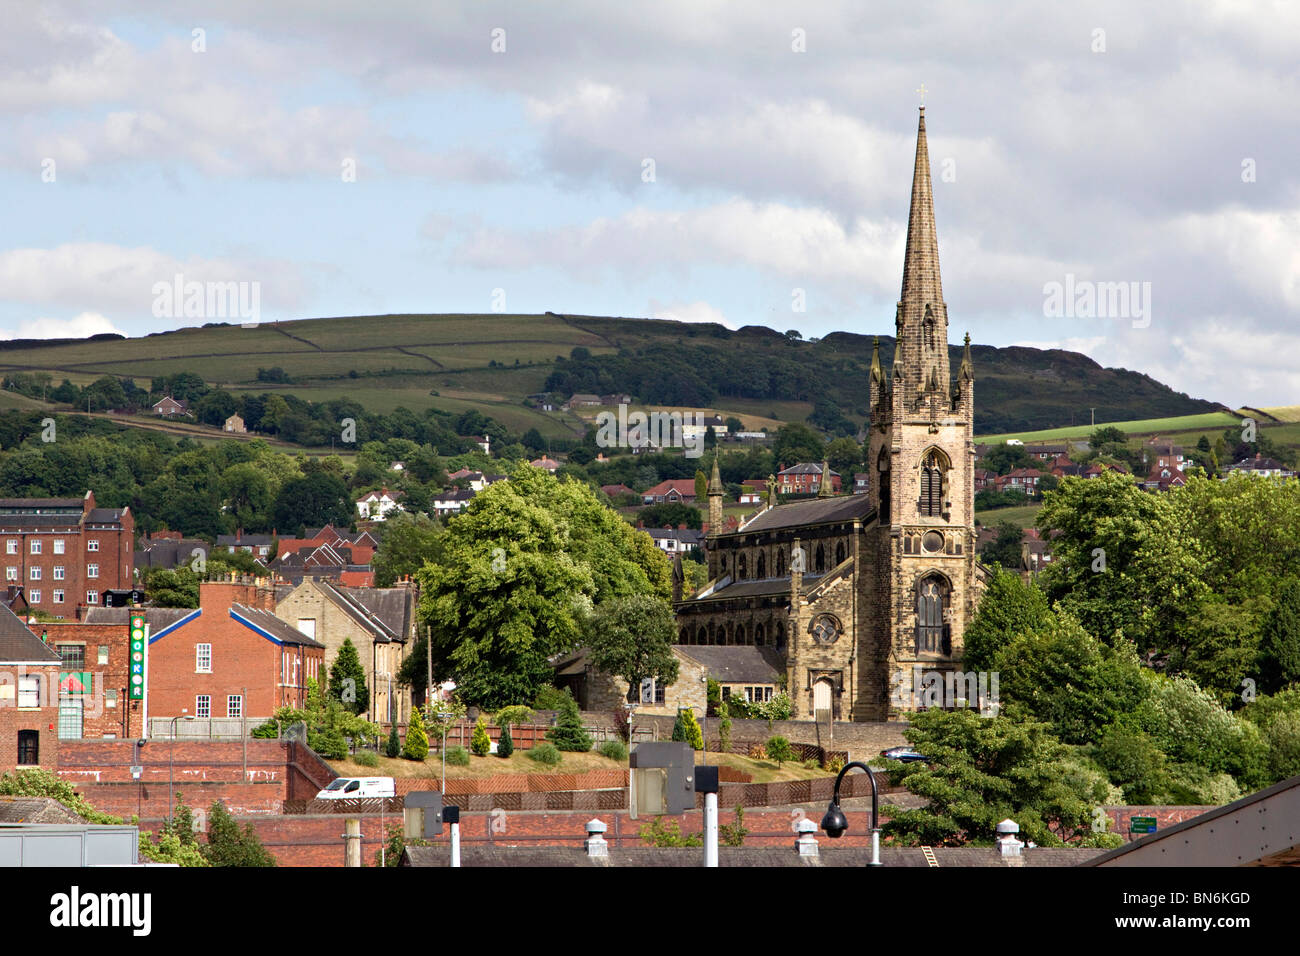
674, 645, 783, 683
231, 604, 324, 648
738, 495, 875, 533
0, 604, 59, 663
83, 607, 196, 627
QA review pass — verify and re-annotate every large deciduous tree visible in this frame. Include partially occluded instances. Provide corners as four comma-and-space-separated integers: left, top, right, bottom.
584, 595, 680, 695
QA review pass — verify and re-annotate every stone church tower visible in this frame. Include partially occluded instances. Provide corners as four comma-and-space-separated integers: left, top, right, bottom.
671, 106, 981, 723
866, 105, 979, 715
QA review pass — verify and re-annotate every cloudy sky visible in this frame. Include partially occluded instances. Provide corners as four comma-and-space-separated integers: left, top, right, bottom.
2, 1, 1297, 406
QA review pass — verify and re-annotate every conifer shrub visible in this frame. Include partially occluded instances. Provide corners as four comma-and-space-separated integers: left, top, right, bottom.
445, 745, 471, 766
671, 708, 704, 751
497, 722, 514, 758
765, 736, 795, 767
385, 723, 401, 758
547, 695, 593, 752
352, 750, 379, 768
471, 715, 492, 756
403, 707, 430, 761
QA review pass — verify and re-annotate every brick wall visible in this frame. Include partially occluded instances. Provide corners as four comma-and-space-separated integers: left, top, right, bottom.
57, 739, 296, 817
0, 662, 60, 770
41, 621, 144, 740
630, 713, 908, 758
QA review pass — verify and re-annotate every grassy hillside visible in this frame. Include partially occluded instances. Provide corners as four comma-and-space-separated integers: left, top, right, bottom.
0, 312, 1225, 438
977, 412, 1243, 444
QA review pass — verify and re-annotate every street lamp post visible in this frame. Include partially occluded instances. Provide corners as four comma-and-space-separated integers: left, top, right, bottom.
168, 711, 195, 826
819, 760, 883, 866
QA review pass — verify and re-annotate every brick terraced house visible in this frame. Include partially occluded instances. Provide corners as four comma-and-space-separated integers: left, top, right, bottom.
0, 603, 61, 769
0, 492, 134, 618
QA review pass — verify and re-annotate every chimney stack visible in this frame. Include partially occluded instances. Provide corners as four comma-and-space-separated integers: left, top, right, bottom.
995, 819, 1024, 861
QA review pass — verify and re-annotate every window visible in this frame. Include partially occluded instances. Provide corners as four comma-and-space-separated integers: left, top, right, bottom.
87, 540, 99, 552
57, 698, 83, 740
916, 576, 948, 654
97, 645, 109, 666
53, 566, 64, 580
227, 695, 243, 718
59, 645, 85, 669
18, 676, 40, 708
29, 540, 41, 554
296, 619, 316, 640
28, 590, 40, 603
4, 567, 14, 581
87, 564, 99, 579
196, 644, 212, 673
195, 695, 211, 719
53, 589, 64, 604
53, 540, 65, 555
85, 590, 98, 604
17, 731, 39, 765
28, 567, 40, 581
5, 540, 15, 555
920, 450, 947, 518
105, 689, 117, 708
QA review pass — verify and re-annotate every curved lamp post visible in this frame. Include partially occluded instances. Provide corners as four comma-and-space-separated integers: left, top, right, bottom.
820, 760, 882, 866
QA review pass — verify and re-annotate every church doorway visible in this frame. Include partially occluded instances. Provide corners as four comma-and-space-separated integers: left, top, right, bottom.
813, 678, 834, 724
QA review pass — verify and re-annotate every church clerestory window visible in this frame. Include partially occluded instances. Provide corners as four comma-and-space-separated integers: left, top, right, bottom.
916, 575, 950, 655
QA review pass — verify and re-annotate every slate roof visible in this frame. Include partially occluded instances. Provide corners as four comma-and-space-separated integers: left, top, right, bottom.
0, 797, 84, 825
675, 645, 783, 683
401, 845, 1102, 868
343, 586, 415, 641
310, 580, 407, 643
230, 604, 325, 648
0, 604, 59, 663
685, 575, 824, 603
83, 607, 196, 628
738, 494, 875, 533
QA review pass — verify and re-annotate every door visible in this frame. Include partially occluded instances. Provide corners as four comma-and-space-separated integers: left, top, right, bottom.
813, 679, 833, 724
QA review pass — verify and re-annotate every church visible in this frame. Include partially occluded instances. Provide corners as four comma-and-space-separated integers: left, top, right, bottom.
672, 106, 985, 722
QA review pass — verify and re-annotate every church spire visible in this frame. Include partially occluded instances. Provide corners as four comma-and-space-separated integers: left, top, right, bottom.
900, 106, 944, 310
817, 459, 834, 497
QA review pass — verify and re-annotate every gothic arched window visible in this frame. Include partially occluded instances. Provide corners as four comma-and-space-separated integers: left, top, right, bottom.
814, 544, 826, 573
738, 554, 748, 580
835, 541, 846, 565
757, 552, 767, 579
776, 549, 786, 576
916, 575, 949, 654
919, 449, 948, 518
877, 448, 891, 521
734, 624, 746, 646
755, 622, 766, 646
696, 626, 707, 645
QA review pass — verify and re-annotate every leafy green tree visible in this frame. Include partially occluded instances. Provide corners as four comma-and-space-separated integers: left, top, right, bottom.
271, 471, 352, 533
772, 422, 825, 468
585, 595, 680, 697
765, 736, 795, 767
403, 706, 430, 761
1096, 725, 1168, 804
203, 800, 276, 867
547, 694, 593, 752
825, 436, 862, 478
1089, 426, 1128, 449
980, 444, 1036, 476
991, 611, 1149, 745
882, 710, 1100, 847
961, 567, 1053, 671
1258, 577, 1300, 694
638, 501, 702, 530
470, 715, 492, 756
328, 638, 370, 716
416, 464, 670, 708
496, 722, 514, 758
979, 521, 1025, 571
670, 707, 703, 751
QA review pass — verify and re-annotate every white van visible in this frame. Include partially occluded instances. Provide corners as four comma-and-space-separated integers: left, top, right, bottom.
316, 777, 396, 800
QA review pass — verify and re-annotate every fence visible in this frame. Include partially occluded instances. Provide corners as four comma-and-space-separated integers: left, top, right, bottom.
148, 717, 268, 739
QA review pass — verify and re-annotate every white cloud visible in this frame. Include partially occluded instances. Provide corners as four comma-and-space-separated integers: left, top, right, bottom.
0, 311, 124, 340
649, 299, 733, 329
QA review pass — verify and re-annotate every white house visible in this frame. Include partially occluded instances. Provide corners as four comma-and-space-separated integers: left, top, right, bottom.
355, 488, 404, 521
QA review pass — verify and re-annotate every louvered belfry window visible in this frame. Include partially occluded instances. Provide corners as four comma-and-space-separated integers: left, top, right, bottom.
920, 451, 945, 517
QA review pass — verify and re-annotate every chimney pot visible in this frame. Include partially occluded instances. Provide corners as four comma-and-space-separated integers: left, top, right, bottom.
794, 817, 819, 857
584, 818, 609, 858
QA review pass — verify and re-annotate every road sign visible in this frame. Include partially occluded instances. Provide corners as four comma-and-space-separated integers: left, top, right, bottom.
1130, 816, 1157, 834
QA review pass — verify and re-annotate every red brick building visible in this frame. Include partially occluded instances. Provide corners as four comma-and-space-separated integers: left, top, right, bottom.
0, 492, 134, 619
147, 579, 324, 726
36, 608, 195, 741
0, 603, 61, 770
